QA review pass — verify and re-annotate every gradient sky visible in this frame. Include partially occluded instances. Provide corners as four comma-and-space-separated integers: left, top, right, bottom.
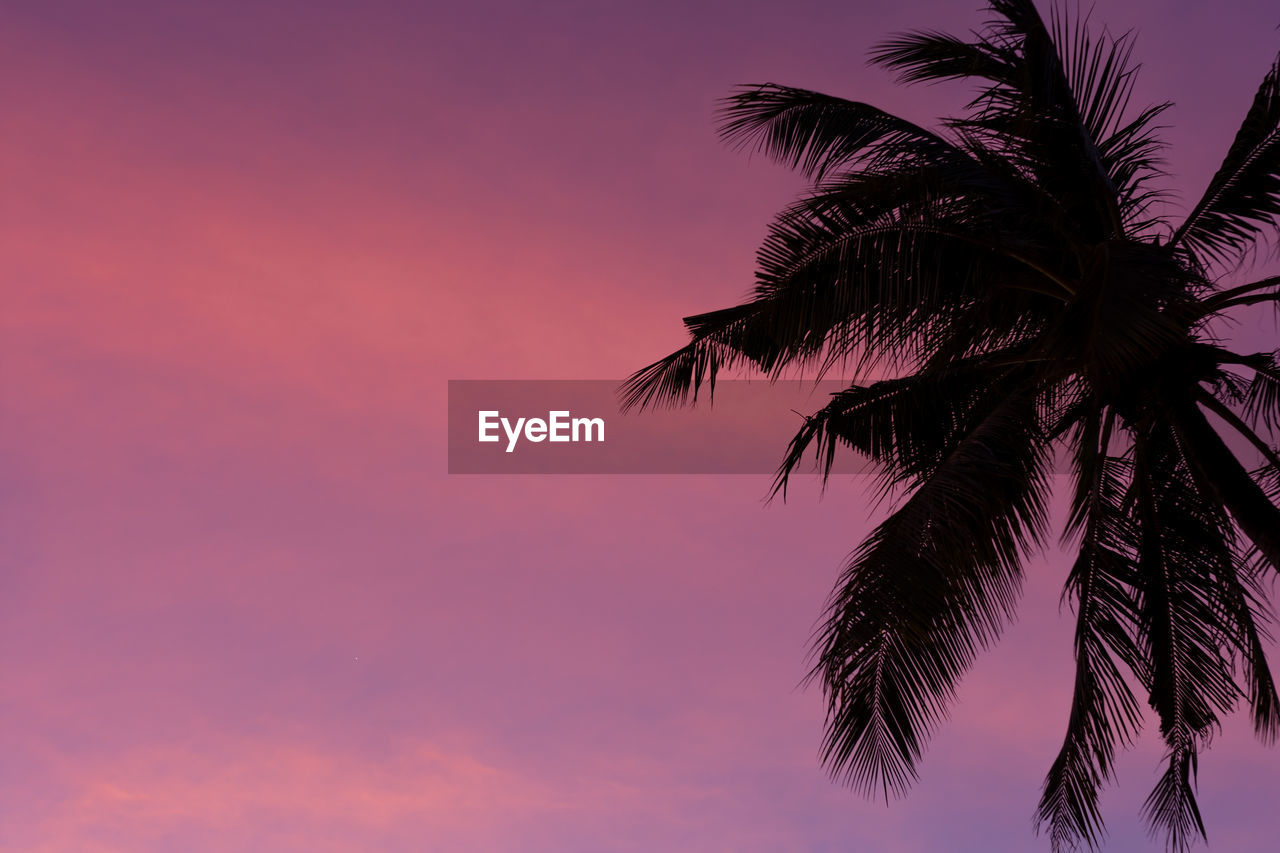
4, 1, 1280, 850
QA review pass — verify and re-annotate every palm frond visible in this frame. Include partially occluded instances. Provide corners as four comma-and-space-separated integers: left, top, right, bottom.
620, 179, 1067, 410
810, 390, 1051, 797
771, 352, 1026, 499
1142, 750, 1206, 853
1130, 425, 1241, 851
1242, 352, 1280, 432
870, 29, 1018, 88
717, 85, 960, 182
1173, 52, 1280, 267
1037, 412, 1144, 852
1170, 398, 1280, 574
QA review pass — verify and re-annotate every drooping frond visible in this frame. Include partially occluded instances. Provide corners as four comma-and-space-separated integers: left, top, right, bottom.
619, 334, 734, 412
1214, 528, 1280, 746
621, 169, 1069, 409
618, 223, 1001, 411
1126, 408, 1280, 848
1130, 426, 1237, 851
810, 389, 1051, 798
771, 352, 1027, 499
1170, 398, 1280, 574
1037, 411, 1145, 852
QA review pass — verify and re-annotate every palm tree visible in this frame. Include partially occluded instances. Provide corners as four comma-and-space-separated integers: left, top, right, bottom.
622, 2, 1280, 850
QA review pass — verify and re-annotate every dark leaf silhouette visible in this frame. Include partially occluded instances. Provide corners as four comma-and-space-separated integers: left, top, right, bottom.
625, 2, 1280, 850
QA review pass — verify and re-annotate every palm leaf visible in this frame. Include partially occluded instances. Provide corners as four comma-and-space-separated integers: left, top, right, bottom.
810, 390, 1051, 797
1242, 352, 1280, 432
771, 352, 1028, 498
1173, 52, 1280, 267
1130, 421, 1265, 850
717, 85, 960, 182
1037, 412, 1145, 851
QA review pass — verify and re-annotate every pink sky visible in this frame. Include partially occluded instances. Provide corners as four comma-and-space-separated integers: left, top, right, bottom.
3, 1, 1279, 850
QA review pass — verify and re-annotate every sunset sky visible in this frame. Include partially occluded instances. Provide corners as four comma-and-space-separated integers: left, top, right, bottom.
4, 1, 1280, 850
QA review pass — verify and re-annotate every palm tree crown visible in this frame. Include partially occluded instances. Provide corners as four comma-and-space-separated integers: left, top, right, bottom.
623, 2, 1280, 850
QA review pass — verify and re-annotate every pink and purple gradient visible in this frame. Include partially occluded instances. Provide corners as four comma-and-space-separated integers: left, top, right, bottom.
4, 1, 1279, 850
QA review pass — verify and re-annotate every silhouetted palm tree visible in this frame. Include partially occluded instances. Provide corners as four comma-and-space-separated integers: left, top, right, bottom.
622, 2, 1280, 850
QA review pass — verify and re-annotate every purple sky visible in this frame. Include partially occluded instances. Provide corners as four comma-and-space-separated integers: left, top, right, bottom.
3, 1, 1279, 850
